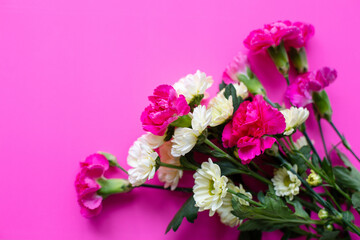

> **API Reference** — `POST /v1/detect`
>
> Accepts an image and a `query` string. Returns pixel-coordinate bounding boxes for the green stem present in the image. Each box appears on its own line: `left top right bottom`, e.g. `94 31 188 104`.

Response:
228 189 263 207
291 148 352 202
158 161 197 171
139 184 193 193
285 75 290 85
277 155 360 237
115 164 128 175
318 119 330 160
263 95 278 108
323 187 341 210
204 139 272 186
328 120 360 163
301 128 321 161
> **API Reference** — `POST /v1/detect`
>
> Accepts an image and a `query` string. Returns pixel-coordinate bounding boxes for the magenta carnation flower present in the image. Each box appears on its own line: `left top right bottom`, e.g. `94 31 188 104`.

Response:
285 67 337 107
244 21 314 53
222 52 249 84
75 153 109 218
222 95 286 163
141 84 190 136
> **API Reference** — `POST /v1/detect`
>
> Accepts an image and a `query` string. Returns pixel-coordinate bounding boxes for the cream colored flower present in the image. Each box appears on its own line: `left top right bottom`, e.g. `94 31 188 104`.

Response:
173 70 213 103
219 82 249 99
171 105 211 157
138 132 165 149
127 140 158 186
280 106 309 135
272 165 301 200
293 136 308 150
208 94 233 127
158 142 183 190
171 127 198 157
217 183 252 227
293 136 314 150
306 170 322 186
191 105 212 135
193 159 228 216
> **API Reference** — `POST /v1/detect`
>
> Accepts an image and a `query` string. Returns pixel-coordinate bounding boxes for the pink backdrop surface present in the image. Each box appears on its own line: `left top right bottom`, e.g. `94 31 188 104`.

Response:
1 0 360 239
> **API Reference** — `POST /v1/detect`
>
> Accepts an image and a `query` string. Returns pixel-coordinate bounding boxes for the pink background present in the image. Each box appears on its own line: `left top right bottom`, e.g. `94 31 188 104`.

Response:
1 0 360 239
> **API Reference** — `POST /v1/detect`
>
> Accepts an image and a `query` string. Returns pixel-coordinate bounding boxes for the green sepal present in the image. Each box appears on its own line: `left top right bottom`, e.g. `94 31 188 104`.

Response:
98 151 118 167
97 178 132 198
170 115 192 128
267 42 289 77
312 90 333 121
288 47 308 74
237 72 266 96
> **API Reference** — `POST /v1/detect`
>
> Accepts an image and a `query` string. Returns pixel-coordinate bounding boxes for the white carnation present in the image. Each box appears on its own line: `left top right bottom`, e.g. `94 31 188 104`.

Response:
217 183 252 227
191 105 212 135
193 159 228 216
272 165 301 201
138 132 165 149
280 106 309 135
171 105 211 157
173 70 213 103
158 142 183 190
209 94 233 127
171 127 198 157
127 140 158 186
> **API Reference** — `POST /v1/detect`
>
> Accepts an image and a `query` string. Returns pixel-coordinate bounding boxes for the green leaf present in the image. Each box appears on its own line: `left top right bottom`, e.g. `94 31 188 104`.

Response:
238 230 262 240
257 191 265 204
311 153 321 168
286 199 310 219
288 152 307 177
170 115 192 128
164 126 175 141
180 156 199 169
219 80 227 91
215 161 244 175
342 211 354 222
233 194 304 232
352 192 360 213
319 231 340 240
333 166 360 191
321 157 334 182
165 195 199 233
299 146 311 160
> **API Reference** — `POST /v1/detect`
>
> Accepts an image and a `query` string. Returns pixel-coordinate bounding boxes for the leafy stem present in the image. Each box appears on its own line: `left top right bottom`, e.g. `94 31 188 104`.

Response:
328 120 360 163
203 139 272 185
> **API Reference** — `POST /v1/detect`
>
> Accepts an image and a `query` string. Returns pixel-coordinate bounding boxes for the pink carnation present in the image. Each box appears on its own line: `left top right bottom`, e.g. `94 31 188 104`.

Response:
222 95 286 163
75 153 109 218
285 67 337 107
141 85 190 136
244 21 314 53
222 52 249 84
285 22 315 48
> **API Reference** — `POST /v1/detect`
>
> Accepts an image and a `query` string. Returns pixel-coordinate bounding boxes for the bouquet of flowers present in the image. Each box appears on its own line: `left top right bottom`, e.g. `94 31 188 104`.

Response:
75 20 360 239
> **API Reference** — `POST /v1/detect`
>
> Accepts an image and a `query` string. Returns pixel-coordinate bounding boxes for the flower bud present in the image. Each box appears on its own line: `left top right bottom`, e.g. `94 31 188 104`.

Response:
98 151 119 167
237 68 266 96
288 47 308 74
267 42 289 77
306 170 322 186
325 224 333 231
97 178 133 198
312 90 332 121
318 209 329 220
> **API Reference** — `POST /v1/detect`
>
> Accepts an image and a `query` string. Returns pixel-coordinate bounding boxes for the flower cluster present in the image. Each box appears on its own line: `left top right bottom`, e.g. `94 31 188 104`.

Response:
244 20 314 53
75 20 360 239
